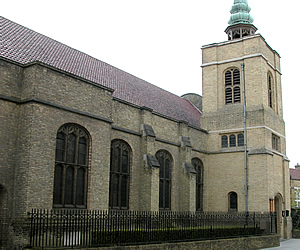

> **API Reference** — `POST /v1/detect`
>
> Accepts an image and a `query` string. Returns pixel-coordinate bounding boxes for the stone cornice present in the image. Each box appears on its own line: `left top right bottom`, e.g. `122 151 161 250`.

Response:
0 94 113 124
201 53 281 75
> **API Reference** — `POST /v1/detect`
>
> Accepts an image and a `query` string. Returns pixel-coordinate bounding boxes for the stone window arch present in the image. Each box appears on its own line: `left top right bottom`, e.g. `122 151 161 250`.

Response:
109 139 131 210
156 150 173 210
53 123 90 208
225 68 241 104
192 158 204 211
228 191 238 211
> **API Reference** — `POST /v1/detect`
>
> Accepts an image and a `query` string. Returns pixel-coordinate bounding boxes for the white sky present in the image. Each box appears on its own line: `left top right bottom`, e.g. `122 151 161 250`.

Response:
1 0 299 167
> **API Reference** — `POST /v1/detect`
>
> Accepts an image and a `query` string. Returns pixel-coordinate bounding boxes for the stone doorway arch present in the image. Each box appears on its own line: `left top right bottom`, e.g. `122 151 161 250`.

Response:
275 193 283 238
0 185 9 248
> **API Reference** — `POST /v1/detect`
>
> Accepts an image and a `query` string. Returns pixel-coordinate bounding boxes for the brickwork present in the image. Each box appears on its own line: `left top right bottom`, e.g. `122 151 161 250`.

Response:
21 64 114 119
0 57 207 218
0 101 18 210
0 60 23 98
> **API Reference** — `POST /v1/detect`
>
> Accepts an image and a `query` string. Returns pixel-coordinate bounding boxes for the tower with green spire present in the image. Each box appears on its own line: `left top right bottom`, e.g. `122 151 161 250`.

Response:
201 0 292 239
225 0 257 40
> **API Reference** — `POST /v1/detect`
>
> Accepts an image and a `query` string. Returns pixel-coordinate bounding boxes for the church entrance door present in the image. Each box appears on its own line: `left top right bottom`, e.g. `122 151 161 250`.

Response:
275 194 283 238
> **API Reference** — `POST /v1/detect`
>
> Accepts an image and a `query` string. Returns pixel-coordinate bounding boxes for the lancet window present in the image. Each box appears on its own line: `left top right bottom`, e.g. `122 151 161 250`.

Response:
268 73 274 109
109 140 131 210
192 158 204 211
228 192 238 211
53 124 89 208
156 150 172 210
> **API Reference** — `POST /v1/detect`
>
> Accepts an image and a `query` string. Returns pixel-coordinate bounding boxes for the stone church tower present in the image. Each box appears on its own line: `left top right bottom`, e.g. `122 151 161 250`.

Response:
201 0 291 238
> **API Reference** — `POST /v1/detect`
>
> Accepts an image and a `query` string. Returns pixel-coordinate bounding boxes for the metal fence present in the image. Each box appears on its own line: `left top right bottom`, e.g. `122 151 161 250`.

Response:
292 208 300 230
28 209 277 248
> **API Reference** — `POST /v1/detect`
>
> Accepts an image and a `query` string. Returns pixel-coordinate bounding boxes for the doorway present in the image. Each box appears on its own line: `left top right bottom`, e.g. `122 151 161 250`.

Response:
275 194 283 237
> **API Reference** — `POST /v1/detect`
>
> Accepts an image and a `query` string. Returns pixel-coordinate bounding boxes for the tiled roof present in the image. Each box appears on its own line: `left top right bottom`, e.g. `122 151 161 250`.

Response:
290 169 300 180
0 16 201 128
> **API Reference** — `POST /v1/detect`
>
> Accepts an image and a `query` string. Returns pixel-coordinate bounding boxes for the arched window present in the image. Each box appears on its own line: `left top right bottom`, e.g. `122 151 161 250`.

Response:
268 73 274 109
237 134 244 147
225 69 241 104
228 192 238 211
156 150 172 210
229 134 236 147
222 135 228 148
109 140 131 210
221 133 244 148
53 124 89 208
192 158 204 211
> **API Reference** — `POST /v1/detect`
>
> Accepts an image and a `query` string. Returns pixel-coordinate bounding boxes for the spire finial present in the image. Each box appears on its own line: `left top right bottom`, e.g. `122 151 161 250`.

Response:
228 0 254 25
225 0 257 40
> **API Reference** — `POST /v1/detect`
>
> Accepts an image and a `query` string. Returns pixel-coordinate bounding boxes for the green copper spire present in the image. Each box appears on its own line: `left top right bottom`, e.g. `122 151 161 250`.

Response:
225 0 257 40
228 0 254 25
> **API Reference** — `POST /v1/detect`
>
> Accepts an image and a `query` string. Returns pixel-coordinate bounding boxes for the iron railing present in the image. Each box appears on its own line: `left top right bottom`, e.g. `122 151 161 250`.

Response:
292 208 300 230
28 209 277 248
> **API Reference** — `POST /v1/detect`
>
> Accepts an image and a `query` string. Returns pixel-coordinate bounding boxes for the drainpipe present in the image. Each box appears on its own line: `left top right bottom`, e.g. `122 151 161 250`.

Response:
241 63 248 214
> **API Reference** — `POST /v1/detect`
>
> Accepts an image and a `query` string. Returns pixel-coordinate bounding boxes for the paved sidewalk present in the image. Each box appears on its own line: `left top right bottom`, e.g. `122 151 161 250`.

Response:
262 239 300 249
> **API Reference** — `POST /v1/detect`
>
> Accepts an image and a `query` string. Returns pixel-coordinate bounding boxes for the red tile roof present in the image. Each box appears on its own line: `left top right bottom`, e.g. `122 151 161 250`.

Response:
290 169 300 180
0 16 201 128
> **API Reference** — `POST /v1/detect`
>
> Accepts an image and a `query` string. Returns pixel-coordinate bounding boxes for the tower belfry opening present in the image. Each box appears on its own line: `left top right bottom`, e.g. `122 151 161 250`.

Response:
225 0 257 40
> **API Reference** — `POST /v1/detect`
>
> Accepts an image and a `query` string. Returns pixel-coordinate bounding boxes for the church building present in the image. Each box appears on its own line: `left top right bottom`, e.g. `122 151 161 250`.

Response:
0 0 292 246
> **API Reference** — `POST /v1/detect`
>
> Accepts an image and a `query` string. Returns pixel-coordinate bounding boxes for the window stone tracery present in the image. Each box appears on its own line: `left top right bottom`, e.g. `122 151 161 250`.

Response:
53 124 89 208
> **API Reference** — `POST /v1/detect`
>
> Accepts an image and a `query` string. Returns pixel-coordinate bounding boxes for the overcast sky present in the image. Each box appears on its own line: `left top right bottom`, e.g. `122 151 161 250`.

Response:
2 0 299 167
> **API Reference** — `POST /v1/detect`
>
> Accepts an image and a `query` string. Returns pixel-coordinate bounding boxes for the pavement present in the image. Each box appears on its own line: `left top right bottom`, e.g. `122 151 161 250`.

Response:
262 239 300 249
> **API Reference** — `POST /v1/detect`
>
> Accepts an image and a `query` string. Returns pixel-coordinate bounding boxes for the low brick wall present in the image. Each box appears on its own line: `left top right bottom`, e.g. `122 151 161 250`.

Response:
92 235 280 250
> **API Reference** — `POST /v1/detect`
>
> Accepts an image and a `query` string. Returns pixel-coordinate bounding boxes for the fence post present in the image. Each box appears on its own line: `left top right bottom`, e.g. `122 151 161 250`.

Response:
275 212 278 234
29 209 33 247
253 212 256 235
